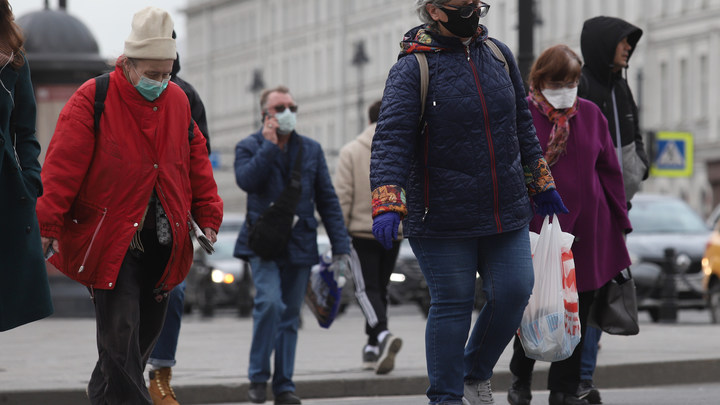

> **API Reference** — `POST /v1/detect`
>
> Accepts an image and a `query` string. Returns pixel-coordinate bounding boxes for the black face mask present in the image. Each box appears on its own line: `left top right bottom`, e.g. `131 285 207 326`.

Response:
439 6 480 38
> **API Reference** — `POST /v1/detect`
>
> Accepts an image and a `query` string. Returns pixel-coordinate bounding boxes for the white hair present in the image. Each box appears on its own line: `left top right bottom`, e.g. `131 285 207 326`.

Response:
415 0 453 29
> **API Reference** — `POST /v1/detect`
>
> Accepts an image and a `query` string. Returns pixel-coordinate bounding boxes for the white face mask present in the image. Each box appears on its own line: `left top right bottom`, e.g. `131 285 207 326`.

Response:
275 109 297 134
541 87 578 110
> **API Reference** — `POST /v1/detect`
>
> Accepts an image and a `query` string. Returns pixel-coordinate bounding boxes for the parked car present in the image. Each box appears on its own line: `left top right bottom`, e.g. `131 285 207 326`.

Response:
184 233 254 317
626 194 711 322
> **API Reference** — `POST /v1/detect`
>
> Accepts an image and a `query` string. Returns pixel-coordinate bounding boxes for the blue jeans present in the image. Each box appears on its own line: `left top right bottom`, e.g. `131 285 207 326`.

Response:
409 226 534 405
580 326 601 381
148 280 186 368
248 257 311 395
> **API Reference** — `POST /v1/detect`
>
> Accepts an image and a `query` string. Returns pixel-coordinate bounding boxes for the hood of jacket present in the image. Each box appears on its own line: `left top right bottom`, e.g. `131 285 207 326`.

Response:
398 23 489 57
580 16 642 83
356 122 376 149
172 52 181 76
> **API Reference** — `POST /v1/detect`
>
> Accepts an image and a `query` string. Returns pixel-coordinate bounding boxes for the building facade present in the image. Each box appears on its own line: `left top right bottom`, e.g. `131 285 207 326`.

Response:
184 0 720 215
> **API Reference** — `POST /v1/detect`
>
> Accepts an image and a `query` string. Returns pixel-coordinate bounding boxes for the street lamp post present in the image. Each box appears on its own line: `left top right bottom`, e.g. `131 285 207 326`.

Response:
352 40 370 134
249 69 265 128
518 0 536 92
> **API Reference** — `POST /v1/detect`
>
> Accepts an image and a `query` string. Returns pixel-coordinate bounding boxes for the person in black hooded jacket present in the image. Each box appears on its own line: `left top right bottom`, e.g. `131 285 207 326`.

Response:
578 16 648 203
575 16 647 405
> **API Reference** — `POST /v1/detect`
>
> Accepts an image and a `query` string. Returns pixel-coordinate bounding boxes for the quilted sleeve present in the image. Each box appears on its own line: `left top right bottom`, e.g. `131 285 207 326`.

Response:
369 55 420 219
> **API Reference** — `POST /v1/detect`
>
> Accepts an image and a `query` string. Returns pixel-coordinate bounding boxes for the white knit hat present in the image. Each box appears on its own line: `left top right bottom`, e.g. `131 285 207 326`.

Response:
124 7 176 60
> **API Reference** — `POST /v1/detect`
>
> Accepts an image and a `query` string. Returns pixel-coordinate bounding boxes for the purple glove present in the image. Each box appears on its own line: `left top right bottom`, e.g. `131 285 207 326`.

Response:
532 189 569 217
372 212 400 250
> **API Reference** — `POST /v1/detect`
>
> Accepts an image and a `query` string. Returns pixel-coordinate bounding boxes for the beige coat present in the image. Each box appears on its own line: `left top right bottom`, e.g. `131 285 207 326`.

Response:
334 123 402 240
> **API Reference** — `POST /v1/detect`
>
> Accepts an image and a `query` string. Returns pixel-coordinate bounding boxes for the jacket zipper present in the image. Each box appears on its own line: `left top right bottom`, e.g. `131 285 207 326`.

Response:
466 45 502 232
422 122 430 222
78 208 108 273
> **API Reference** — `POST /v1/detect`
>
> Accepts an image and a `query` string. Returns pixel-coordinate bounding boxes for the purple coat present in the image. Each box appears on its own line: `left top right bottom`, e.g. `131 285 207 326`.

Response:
528 97 632 292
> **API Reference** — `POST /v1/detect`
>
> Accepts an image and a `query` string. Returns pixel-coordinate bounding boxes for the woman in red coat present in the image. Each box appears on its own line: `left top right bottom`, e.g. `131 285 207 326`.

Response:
507 45 632 405
36 7 222 404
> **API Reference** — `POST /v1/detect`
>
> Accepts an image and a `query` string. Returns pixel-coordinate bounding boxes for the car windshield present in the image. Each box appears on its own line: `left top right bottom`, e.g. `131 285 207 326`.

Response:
629 198 708 233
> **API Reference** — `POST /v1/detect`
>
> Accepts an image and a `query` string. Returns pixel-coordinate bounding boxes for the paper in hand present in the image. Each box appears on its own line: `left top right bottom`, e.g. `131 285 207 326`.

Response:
190 215 214 254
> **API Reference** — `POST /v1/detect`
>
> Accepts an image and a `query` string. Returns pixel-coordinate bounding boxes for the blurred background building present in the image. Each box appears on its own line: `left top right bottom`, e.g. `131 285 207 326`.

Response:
17 0 108 163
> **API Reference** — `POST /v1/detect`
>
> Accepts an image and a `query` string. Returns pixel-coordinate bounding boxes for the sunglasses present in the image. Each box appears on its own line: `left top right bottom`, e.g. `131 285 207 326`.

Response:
441 1 490 19
271 104 299 113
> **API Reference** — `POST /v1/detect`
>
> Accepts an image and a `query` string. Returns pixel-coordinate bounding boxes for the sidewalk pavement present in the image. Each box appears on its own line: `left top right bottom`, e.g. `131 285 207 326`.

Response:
1 304 719 405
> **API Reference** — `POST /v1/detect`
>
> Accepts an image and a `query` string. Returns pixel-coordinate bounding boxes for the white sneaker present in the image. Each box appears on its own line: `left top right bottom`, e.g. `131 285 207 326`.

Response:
464 379 495 405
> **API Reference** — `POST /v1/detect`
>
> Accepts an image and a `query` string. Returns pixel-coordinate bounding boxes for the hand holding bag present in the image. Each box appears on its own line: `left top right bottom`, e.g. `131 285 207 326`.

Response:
518 214 581 362
587 268 640 335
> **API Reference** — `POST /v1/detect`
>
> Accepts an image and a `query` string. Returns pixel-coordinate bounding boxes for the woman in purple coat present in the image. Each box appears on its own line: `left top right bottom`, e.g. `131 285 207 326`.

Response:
506 45 632 405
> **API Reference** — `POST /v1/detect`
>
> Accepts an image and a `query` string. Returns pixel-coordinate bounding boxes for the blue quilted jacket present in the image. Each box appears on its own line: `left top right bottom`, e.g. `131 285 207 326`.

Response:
370 25 554 238
233 131 350 265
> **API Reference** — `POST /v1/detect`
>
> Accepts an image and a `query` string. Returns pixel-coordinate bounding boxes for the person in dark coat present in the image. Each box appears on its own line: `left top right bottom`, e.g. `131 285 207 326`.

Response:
168 30 210 153
146 33 212 405
506 44 632 405
577 16 648 404
0 0 53 332
234 85 350 405
370 1 568 404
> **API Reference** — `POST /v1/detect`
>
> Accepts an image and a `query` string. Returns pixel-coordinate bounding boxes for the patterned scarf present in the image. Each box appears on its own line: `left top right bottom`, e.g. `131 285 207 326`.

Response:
529 87 578 166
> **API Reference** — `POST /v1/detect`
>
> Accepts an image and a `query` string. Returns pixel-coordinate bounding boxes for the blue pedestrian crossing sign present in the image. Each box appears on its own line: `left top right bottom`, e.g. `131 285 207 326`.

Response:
650 132 693 177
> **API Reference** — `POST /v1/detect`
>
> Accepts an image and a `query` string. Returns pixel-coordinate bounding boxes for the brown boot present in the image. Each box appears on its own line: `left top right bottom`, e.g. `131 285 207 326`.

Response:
148 367 179 405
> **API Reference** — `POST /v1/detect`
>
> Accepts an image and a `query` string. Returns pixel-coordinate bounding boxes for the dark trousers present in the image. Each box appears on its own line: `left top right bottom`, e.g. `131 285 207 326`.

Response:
87 228 171 405
352 237 400 345
509 290 595 394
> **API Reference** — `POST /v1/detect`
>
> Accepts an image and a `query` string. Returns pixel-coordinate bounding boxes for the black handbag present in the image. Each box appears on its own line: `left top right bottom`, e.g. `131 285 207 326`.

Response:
587 268 640 336
247 139 303 260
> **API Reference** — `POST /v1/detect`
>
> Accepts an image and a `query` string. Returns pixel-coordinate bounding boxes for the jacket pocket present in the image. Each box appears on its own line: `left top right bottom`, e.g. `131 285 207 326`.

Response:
62 199 107 278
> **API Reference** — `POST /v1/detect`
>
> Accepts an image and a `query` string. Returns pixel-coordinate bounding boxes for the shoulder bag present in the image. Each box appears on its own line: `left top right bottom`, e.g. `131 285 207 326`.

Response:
247 139 304 259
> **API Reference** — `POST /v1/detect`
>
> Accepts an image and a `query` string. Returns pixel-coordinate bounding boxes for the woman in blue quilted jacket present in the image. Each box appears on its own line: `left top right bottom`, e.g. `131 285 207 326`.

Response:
370 1 568 404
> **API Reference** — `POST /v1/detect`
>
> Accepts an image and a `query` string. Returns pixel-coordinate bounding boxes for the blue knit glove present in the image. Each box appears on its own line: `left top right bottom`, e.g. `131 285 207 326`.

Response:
372 212 400 250
532 189 569 217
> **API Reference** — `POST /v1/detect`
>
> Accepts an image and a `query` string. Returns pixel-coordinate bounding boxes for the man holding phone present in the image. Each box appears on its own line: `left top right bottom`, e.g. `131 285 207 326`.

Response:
233 86 350 404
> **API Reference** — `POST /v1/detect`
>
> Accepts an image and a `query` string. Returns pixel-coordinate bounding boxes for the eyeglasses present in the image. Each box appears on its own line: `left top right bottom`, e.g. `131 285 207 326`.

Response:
440 1 490 19
272 104 299 113
545 80 579 90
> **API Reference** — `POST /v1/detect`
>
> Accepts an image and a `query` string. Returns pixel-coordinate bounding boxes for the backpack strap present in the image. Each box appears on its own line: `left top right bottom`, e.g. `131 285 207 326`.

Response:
414 52 429 126
188 118 195 143
485 38 510 76
93 73 110 135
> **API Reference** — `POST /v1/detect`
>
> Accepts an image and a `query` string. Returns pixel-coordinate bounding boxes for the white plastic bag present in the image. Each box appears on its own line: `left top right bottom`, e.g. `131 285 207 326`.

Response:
518 214 581 362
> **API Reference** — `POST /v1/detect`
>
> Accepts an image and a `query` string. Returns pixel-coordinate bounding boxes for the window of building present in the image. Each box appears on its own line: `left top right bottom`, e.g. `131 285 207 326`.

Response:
700 54 709 119
680 58 688 120
660 61 670 124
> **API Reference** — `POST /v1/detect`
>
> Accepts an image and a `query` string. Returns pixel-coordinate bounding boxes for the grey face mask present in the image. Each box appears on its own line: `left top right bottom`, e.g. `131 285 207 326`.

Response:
275 109 297 134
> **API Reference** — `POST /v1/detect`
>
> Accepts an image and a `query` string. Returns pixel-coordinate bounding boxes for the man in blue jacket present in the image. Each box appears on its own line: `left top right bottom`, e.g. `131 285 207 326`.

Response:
234 85 350 405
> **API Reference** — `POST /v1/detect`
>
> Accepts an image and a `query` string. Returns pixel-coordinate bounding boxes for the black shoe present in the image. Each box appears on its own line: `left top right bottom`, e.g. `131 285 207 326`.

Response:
274 391 302 404
507 376 532 405
576 380 602 404
248 382 267 404
549 391 589 405
375 333 402 375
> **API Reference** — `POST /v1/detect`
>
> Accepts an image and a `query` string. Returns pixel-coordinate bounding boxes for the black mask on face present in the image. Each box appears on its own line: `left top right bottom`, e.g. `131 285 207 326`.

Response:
438 6 480 38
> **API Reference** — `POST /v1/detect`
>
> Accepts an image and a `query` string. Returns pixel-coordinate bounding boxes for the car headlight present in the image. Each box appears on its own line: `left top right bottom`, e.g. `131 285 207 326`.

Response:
675 253 692 273
211 269 225 283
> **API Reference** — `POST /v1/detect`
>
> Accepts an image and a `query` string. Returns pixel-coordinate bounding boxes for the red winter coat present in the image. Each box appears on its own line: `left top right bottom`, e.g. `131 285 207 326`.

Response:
36 63 223 292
